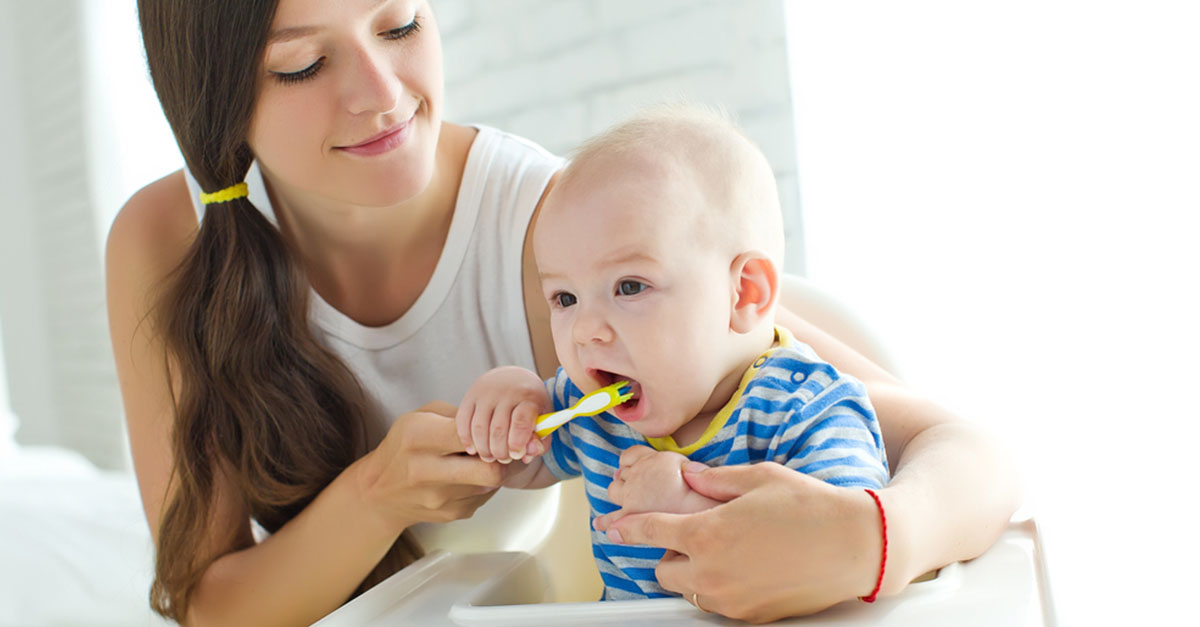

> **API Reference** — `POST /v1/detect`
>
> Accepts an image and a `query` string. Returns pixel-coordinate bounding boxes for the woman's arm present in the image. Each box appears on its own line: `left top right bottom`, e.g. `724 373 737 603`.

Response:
593 279 1020 621
774 293 1022 590
107 173 502 627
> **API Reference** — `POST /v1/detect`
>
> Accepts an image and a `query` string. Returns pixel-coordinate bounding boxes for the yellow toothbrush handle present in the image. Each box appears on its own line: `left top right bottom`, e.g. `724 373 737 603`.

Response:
534 381 633 438
535 410 572 439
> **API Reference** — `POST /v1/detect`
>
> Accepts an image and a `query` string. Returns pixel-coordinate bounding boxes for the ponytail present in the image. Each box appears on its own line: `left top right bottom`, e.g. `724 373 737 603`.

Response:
138 1 419 620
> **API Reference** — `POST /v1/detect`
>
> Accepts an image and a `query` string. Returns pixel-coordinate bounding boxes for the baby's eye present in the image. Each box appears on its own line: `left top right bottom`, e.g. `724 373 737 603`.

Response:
553 292 578 308
616 280 647 296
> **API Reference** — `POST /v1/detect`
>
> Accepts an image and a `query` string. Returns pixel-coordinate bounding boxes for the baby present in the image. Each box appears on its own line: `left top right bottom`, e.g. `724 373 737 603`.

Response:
456 104 889 600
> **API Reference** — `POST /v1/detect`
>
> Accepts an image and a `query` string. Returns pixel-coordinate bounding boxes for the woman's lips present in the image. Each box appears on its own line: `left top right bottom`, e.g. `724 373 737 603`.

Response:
337 119 412 156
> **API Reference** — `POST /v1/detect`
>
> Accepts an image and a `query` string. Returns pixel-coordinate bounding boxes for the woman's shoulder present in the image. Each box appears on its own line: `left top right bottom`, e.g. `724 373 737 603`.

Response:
106 169 198 286
469 124 565 176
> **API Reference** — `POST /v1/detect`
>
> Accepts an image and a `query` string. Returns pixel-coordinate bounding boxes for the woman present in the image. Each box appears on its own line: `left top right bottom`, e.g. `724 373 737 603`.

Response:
106 1 1019 625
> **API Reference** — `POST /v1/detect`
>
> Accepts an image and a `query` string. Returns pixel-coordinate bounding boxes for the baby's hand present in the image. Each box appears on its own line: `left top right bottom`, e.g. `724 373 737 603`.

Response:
607 446 721 515
455 366 551 464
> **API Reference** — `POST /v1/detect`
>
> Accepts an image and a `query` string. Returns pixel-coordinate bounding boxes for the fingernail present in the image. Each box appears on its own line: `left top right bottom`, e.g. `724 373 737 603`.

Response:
498 457 511 464
683 462 708 474
466 446 476 455
607 528 624 544
481 456 494 463
510 449 523 461
522 455 532 464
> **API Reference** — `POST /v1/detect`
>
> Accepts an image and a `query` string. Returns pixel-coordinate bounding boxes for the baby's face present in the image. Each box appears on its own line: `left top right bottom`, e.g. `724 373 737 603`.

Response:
534 161 741 439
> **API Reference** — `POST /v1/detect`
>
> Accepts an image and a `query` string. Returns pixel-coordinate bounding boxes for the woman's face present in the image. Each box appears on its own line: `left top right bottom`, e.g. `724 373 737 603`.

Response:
249 0 443 208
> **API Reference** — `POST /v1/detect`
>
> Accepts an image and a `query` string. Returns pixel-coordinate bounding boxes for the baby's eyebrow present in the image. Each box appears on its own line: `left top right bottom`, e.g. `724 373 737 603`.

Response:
537 251 660 282
597 250 657 267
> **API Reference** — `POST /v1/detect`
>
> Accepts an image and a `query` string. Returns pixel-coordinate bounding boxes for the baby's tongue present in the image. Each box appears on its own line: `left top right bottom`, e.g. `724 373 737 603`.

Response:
627 380 642 399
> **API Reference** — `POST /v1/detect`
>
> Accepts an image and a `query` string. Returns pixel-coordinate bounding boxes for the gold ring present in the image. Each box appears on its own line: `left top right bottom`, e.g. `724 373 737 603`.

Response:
692 592 708 613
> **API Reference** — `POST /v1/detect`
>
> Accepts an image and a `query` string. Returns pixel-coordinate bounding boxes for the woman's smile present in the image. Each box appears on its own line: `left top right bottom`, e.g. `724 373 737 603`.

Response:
336 114 414 156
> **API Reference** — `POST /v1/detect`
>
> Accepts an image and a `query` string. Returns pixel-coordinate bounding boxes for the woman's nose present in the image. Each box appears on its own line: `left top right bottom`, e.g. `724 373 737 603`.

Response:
571 304 614 345
343 45 402 116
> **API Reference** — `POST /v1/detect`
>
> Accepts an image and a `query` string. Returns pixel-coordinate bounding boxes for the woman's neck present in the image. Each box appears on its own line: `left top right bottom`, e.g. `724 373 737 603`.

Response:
263 122 477 327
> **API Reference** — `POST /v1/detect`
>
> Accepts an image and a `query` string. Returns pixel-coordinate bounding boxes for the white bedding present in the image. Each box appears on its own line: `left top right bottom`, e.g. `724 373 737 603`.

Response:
0 446 170 626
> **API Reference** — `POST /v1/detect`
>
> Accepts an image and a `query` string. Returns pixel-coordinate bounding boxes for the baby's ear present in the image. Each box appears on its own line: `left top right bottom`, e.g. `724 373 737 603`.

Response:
729 251 779 334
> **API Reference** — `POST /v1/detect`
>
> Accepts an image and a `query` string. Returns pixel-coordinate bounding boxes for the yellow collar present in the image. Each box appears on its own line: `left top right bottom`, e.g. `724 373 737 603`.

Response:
644 326 795 456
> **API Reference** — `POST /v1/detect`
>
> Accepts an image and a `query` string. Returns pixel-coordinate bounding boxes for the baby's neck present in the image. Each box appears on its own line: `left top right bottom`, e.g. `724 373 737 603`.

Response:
668 325 780 447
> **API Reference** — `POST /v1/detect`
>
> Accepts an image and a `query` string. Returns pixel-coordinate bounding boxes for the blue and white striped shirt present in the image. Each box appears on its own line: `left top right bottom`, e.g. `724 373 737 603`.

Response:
540 327 889 600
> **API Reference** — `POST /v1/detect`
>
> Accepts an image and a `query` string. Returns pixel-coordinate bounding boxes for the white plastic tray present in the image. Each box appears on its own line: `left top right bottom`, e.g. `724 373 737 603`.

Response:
314 515 1055 626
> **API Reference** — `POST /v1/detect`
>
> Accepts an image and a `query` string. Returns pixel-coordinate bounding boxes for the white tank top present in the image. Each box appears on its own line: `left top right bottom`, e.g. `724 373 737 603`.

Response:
184 125 567 554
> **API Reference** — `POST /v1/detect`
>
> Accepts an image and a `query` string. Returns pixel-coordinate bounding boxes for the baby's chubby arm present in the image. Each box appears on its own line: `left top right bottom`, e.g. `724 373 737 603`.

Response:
455 366 558 489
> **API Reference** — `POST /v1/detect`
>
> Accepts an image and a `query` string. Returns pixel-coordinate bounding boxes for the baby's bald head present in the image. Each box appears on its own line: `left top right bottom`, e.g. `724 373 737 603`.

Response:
555 103 785 266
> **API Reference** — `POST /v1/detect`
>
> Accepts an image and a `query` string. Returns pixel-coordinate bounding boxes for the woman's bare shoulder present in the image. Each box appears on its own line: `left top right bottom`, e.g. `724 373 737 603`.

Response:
106 170 197 276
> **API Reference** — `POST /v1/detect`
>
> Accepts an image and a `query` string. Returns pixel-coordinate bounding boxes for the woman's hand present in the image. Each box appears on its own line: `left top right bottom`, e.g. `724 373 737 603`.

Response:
355 401 506 533
594 462 882 623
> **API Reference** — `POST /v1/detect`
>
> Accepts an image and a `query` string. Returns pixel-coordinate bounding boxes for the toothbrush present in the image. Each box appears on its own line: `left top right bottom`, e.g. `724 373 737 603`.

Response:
535 381 634 438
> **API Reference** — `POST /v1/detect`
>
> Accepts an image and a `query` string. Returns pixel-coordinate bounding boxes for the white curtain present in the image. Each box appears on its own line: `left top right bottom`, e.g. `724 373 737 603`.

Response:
787 1 1200 625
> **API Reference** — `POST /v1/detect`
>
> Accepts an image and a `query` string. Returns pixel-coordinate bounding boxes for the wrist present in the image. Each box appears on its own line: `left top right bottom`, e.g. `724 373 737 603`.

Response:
870 484 923 597
858 489 887 602
346 451 413 536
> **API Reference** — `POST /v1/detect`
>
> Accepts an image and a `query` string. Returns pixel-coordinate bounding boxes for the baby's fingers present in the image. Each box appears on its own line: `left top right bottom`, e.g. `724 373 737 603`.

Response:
470 404 499 462
488 401 516 463
509 400 541 462
455 401 477 455
608 471 626 505
524 434 550 464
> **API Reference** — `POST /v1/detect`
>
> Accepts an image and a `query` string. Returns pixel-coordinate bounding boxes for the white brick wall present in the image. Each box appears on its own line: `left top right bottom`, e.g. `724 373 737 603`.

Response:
438 0 806 274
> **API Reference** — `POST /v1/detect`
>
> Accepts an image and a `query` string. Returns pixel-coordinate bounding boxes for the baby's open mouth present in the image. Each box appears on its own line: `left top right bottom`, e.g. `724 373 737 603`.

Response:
590 368 642 410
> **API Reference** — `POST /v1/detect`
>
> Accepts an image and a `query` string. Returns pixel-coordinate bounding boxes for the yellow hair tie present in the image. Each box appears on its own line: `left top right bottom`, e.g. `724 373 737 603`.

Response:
200 182 249 205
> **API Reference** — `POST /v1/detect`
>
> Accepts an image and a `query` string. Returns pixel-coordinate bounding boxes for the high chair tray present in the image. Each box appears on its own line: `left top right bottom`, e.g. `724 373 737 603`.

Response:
314 515 1054 626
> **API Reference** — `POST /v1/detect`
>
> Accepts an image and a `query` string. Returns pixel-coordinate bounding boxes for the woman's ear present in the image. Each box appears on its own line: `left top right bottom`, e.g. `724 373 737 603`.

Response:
729 251 779 334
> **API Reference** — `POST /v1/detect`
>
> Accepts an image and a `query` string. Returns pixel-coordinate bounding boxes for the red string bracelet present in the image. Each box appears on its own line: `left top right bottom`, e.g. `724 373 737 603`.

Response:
860 488 888 603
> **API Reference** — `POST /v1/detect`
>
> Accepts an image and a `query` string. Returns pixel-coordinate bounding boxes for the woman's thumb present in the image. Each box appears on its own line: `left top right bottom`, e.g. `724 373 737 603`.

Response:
681 462 777 502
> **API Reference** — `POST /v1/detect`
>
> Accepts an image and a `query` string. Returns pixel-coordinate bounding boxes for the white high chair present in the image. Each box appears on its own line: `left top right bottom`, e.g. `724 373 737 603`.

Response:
314 276 1056 626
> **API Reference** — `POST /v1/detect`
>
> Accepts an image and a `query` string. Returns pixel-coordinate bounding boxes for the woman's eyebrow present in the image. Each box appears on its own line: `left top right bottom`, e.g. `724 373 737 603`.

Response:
267 0 395 44
267 25 320 45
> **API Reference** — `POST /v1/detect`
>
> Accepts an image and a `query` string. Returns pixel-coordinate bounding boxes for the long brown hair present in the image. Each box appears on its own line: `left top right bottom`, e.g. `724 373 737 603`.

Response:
138 1 418 620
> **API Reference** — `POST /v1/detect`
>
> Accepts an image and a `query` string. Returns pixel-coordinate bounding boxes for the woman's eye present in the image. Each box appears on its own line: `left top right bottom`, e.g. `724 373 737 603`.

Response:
553 292 578 308
269 16 420 86
617 280 647 296
382 17 422 40
271 57 325 85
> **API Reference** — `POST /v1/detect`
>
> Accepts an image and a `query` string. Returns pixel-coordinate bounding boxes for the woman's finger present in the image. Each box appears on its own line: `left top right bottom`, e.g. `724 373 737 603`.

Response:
652 549 696 599
435 453 504 488
602 510 694 554
680 460 792 502
395 406 470 454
